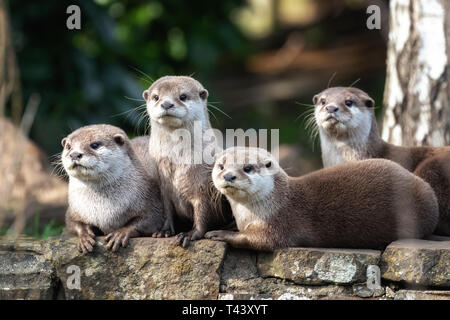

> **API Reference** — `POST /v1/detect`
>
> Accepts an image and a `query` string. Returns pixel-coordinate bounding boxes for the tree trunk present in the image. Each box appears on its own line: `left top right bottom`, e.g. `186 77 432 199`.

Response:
382 0 450 147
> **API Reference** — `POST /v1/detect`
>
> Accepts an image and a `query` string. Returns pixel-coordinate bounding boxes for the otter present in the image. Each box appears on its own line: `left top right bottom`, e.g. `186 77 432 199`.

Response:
204 147 438 251
62 124 164 253
313 87 450 235
143 76 233 247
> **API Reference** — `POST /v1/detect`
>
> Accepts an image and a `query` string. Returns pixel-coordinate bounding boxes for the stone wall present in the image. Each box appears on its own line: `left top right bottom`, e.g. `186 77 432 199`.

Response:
0 235 449 300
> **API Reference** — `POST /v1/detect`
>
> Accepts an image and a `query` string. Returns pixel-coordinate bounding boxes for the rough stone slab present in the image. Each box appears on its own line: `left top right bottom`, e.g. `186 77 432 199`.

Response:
394 290 450 300
352 284 385 298
0 235 47 254
257 247 381 285
53 237 227 300
220 248 356 299
220 247 259 293
381 239 450 287
0 239 55 300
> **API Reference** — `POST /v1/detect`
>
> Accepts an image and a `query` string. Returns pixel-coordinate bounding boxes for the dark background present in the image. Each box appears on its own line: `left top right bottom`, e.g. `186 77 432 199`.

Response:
8 0 388 167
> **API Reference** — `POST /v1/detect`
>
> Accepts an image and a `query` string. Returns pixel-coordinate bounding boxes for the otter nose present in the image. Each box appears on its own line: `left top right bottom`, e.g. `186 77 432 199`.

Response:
70 152 83 160
161 101 174 110
223 174 236 182
325 105 339 113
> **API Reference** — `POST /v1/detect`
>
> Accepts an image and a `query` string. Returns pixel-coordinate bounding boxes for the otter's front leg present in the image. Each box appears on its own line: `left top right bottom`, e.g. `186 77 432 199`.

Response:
66 215 96 254
104 218 142 252
176 200 208 248
205 229 274 251
152 195 175 238
204 230 248 248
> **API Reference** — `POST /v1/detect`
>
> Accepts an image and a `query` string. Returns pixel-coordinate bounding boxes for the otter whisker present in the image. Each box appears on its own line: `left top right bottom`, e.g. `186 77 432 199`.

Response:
349 78 361 88
327 72 337 88
207 109 220 123
124 96 145 102
295 101 315 108
129 65 154 83
136 109 150 131
301 112 320 151
139 77 152 84
112 104 147 119
295 106 320 151
302 112 317 127
208 103 232 119
49 153 67 179
304 119 318 133
295 108 315 122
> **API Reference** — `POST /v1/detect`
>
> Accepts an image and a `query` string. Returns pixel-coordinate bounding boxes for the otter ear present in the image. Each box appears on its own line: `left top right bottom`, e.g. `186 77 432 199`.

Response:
199 89 208 100
113 134 126 146
313 94 319 105
142 89 150 101
61 138 67 148
365 98 375 108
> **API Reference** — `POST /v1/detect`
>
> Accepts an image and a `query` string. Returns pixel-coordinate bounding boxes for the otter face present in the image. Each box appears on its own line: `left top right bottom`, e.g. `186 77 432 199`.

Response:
313 87 374 137
143 76 209 128
61 125 130 181
212 147 279 202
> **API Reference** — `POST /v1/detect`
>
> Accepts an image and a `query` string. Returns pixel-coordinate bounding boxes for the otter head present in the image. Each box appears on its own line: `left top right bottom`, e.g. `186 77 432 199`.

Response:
313 87 375 139
61 124 130 182
212 147 281 202
143 76 209 129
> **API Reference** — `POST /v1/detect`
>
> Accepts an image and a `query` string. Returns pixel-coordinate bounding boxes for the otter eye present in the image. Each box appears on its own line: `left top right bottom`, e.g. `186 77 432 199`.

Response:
153 95 159 101
265 161 272 168
90 142 101 150
179 94 187 101
243 165 254 173
66 143 72 150
345 100 353 107
320 99 326 105
218 164 224 170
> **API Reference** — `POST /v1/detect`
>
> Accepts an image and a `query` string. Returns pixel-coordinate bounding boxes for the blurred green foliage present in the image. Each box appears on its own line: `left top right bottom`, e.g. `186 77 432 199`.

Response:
0 213 65 239
9 0 251 155
24 213 65 240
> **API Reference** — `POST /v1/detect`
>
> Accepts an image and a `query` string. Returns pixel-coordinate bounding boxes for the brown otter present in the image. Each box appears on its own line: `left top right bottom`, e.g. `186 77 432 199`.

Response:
205 147 439 251
62 124 164 253
313 87 450 235
143 76 233 247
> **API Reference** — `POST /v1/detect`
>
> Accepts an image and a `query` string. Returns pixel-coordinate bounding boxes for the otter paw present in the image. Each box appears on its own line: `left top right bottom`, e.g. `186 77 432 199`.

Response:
152 229 173 238
175 230 205 247
105 229 131 252
77 235 95 254
204 230 226 241
190 229 205 241
176 232 191 248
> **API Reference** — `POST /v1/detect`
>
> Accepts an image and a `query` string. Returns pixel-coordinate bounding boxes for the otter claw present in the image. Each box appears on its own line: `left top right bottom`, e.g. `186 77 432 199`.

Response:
175 230 205 247
152 229 174 238
78 236 95 254
175 232 190 247
105 229 131 252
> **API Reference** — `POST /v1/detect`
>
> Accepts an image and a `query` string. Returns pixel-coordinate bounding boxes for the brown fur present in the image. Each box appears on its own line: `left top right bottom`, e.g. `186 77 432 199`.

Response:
62 124 164 253
205 148 439 251
313 87 450 235
143 76 233 246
